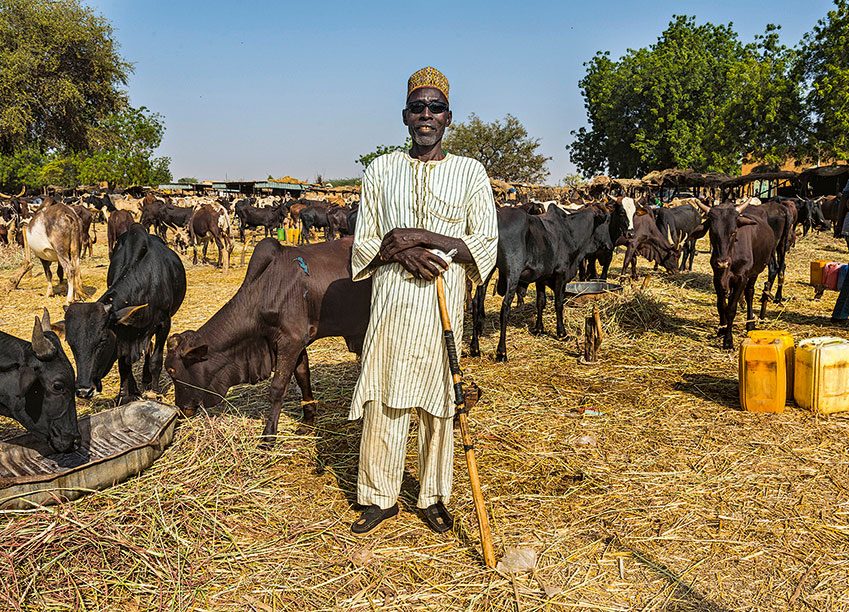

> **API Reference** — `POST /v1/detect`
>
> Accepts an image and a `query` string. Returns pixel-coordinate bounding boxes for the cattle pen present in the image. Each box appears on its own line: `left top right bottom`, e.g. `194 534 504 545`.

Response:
1 228 848 610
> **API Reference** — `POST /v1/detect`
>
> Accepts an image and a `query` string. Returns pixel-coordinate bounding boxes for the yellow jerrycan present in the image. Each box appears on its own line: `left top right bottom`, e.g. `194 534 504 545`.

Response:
794 337 849 414
739 336 788 413
746 330 795 398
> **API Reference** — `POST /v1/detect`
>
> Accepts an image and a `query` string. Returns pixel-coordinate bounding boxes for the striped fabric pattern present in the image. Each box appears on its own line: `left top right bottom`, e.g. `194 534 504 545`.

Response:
349 151 498 421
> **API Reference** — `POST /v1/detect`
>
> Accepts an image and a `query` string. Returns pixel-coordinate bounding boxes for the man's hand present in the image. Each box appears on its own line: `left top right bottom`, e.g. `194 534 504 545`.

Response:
379 228 433 262
393 246 448 280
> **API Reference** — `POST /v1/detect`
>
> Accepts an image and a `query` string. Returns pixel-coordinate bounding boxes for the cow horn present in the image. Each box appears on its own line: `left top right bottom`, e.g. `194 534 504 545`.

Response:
735 199 750 214
31 316 57 361
41 308 51 332
694 199 711 214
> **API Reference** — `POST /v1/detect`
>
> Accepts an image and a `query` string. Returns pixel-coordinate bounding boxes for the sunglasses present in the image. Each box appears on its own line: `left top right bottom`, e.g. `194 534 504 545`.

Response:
405 100 449 115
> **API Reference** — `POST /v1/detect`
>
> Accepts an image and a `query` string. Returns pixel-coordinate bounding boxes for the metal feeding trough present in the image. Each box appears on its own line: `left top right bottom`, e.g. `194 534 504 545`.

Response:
0 400 178 510
563 281 624 305
562 281 624 363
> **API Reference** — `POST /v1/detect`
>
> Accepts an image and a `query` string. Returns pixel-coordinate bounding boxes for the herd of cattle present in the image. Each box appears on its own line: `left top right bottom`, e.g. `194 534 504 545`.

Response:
0 185 846 454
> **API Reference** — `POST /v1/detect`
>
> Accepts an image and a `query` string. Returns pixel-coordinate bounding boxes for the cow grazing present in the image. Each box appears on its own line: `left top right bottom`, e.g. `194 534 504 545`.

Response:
21 197 85 304
165 237 372 445
58 225 186 404
0 309 80 452
469 205 612 362
621 206 680 278
701 201 777 349
654 200 706 272
107 209 135 256
189 202 233 270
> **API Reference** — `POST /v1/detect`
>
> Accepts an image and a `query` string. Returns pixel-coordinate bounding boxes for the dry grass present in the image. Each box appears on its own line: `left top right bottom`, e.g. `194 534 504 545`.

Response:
2 226 849 611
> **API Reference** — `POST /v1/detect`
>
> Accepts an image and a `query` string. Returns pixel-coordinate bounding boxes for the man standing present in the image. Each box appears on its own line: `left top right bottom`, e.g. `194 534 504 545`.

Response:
349 67 498 534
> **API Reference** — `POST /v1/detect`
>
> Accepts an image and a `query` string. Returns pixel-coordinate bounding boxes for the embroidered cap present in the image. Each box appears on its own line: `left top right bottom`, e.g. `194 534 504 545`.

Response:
407 66 449 100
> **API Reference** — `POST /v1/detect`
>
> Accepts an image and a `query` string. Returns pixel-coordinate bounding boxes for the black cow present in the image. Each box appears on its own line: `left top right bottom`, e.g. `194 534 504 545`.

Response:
621 206 680 278
795 197 829 237
299 205 333 243
234 199 286 242
654 201 706 272
0 309 80 452
139 198 193 245
58 224 187 404
580 198 636 280
702 201 777 349
165 237 371 445
469 205 612 362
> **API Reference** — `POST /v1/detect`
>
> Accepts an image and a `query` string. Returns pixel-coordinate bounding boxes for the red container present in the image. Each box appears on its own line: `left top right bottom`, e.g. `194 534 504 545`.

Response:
824 262 842 291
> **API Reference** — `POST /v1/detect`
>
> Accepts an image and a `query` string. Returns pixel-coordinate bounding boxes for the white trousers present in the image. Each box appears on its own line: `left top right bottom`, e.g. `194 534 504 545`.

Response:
357 401 454 510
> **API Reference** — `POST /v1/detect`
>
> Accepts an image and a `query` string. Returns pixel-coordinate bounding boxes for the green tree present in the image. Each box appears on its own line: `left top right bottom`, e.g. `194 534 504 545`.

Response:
356 138 412 169
177 177 198 184
443 114 550 183
0 0 130 154
569 16 801 177
799 0 849 161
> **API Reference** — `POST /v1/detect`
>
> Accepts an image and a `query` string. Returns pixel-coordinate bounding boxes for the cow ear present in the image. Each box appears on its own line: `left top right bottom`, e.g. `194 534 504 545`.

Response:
182 344 208 365
114 304 148 326
636 208 649 216
51 321 66 339
18 365 37 398
737 216 758 227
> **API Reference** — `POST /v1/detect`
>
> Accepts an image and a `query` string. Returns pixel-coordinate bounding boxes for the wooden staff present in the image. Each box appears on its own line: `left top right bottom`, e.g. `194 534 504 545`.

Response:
435 273 496 568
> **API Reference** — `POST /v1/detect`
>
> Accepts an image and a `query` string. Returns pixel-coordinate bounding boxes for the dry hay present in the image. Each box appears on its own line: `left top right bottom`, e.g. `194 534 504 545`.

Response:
1 226 849 610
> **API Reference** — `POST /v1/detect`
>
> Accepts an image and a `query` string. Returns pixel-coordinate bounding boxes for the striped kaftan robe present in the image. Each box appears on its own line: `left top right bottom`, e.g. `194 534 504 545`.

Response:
350 150 498 509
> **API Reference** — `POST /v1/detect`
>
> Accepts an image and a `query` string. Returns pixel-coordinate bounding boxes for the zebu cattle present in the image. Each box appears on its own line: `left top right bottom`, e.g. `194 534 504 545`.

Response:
0 310 80 452
580 197 636 280
620 206 680 278
702 201 777 349
165 237 372 445
298 203 335 243
469 205 612 362
234 198 286 241
58 225 186 404
20 198 85 303
654 199 707 272
69 204 96 258
107 209 135 256
189 201 233 270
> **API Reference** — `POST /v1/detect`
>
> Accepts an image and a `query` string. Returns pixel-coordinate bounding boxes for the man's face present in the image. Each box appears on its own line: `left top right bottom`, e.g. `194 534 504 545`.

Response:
402 87 452 148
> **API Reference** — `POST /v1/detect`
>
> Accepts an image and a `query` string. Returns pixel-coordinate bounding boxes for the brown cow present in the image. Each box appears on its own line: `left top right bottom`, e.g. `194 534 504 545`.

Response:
107 209 135 256
18 197 85 303
70 204 96 258
189 202 233 270
165 237 371 446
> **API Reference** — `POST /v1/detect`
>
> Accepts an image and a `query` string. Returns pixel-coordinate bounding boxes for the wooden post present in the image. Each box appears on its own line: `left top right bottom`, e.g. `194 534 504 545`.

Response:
583 304 604 363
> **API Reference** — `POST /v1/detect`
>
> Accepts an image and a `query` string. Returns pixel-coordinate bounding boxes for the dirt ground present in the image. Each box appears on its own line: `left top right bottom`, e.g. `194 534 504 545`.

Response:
1 223 848 611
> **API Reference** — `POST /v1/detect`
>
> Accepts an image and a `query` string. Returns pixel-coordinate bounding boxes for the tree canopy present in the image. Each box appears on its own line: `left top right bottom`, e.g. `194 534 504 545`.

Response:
799 0 849 162
443 114 550 183
0 0 170 189
568 16 803 177
356 139 412 169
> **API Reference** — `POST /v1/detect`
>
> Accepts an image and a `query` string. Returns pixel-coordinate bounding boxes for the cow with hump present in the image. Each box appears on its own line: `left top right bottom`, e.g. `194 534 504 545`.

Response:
165 236 371 447
57 224 187 404
0 309 81 452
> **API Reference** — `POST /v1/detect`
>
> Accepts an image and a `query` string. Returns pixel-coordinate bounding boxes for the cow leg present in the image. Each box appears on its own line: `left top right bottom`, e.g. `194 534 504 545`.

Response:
598 249 613 281
213 232 224 268
714 274 728 337
144 321 171 393
293 350 316 431
202 238 210 264
774 247 787 304
744 279 757 332
260 350 302 447
116 355 140 405
554 275 567 338
469 282 487 358
686 239 697 271
496 281 519 363
723 281 745 350
40 259 55 297
760 256 777 319
531 281 546 336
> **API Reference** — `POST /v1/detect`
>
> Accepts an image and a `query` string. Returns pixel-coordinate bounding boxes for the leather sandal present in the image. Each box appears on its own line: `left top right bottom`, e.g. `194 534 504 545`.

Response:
351 504 398 535
421 501 453 533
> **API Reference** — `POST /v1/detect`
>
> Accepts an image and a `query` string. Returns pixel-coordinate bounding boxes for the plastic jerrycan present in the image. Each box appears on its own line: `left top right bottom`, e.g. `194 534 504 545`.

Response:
810 260 828 286
795 337 849 414
747 330 795 398
739 336 788 413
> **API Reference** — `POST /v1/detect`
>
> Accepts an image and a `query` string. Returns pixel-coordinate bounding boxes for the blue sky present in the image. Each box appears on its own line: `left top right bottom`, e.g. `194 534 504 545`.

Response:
85 0 835 183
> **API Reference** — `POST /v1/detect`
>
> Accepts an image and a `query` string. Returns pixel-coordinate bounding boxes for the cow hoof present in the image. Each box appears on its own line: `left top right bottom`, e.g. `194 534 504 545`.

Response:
495 353 508 363
258 439 275 451
722 340 734 350
556 329 567 338
530 327 544 336
469 348 480 358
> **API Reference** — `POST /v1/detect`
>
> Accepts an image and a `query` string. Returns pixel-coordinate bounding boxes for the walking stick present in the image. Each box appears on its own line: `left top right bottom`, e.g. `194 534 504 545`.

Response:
435 270 497 568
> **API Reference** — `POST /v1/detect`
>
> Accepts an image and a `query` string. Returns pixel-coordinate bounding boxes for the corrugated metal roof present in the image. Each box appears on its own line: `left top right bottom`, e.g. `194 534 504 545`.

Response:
254 182 305 190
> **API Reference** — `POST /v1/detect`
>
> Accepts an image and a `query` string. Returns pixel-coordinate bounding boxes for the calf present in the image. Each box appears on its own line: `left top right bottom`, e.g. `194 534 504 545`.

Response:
189 202 233 270
469 205 611 362
0 310 80 452
21 197 85 304
165 237 372 445
59 225 186 404
702 201 777 349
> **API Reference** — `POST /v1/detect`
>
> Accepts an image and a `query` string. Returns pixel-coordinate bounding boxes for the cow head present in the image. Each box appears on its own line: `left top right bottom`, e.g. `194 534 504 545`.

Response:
610 197 636 243
705 202 757 270
57 302 148 398
807 199 830 231
10 310 81 453
165 331 217 416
